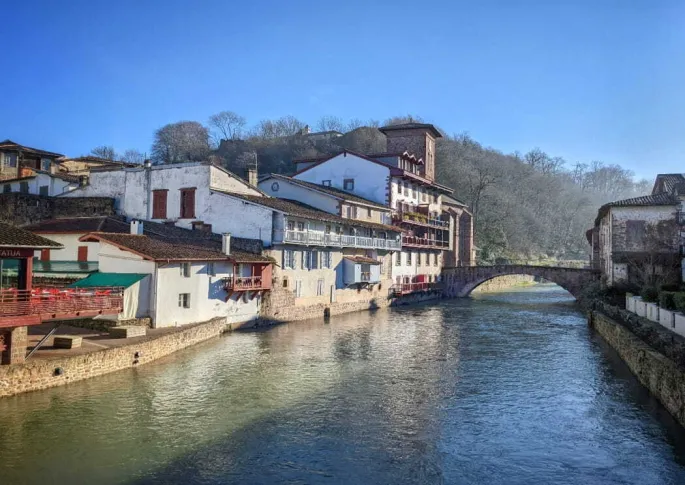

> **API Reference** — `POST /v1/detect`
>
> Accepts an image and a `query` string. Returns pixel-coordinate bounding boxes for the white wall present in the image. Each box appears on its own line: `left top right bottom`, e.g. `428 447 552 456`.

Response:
209 166 261 195
294 153 390 205
391 250 442 283
390 178 442 213
259 177 340 215
204 192 275 245
2 172 76 196
32 233 99 261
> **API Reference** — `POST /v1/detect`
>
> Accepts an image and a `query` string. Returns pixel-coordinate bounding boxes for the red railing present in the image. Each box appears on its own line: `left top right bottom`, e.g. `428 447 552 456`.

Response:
390 282 444 296
222 276 267 291
0 287 124 327
402 235 449 248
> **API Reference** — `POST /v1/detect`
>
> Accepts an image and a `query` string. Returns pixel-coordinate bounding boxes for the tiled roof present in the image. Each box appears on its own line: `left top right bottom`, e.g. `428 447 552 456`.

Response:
378 123 442 138
265 173 389 210
0 222 63 248
24 216 131 234
0 139 64 158
652 174 685 195
215 190 402 233
594 192 680 225
442 195 469 207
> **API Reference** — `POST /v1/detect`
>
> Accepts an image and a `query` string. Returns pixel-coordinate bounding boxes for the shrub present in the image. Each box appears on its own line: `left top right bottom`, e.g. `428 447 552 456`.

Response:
674 292 685 313
659 291 676 310
640 286 659 303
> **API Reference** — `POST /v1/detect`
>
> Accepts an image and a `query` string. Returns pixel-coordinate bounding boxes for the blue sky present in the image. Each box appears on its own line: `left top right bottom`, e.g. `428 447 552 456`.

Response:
2 0 683 180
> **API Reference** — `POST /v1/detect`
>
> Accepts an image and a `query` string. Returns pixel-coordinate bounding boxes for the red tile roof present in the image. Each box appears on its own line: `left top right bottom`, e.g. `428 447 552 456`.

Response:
0 140 64 158
0 222 63 249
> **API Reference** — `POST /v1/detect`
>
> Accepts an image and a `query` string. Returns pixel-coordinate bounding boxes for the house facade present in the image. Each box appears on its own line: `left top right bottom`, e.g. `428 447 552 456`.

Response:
0 140 77 196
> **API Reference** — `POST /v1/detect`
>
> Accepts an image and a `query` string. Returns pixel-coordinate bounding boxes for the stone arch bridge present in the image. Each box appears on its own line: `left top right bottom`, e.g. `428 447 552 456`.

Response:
442 265 600 299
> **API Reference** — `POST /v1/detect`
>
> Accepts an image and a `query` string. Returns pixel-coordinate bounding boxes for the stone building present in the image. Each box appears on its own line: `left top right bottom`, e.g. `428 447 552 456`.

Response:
588 176 684 287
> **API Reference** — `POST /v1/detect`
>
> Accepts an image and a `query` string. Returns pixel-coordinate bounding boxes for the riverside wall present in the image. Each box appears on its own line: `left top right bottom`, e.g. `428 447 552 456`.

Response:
590 306 685 427
471 275 536 293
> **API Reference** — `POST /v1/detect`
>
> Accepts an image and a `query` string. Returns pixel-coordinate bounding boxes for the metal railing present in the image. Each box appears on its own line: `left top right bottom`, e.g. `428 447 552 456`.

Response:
222 276 266 291
0 287 124 323
401 235 449 248
389 282 444 296
394 213 449 228
280 230 401 250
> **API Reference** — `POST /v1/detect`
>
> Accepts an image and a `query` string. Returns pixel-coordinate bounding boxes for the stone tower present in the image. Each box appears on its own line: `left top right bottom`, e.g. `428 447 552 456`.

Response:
378 123 442 181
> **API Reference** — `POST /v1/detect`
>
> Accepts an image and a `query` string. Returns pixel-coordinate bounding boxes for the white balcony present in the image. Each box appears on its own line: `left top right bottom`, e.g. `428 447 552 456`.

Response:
276 230 401 250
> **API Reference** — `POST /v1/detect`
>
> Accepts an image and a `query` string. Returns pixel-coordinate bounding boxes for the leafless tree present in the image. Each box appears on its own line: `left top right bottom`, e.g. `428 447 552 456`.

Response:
316 116 345 133
383 114 424 126
121 149 145 164
624 220 681 288
208 110 246 143
90 145 118 160
151 121 211 164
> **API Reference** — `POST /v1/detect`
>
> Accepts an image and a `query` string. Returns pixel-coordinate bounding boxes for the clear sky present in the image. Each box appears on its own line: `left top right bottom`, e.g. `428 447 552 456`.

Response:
2 0 683 180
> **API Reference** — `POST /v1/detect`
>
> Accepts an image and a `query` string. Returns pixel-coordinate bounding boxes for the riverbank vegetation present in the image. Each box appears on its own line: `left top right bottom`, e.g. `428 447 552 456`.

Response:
89 113 650 263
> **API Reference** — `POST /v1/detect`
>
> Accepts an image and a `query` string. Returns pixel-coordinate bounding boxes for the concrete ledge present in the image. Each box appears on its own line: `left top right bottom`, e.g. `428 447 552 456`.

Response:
108 326 146 339
53 336 82 349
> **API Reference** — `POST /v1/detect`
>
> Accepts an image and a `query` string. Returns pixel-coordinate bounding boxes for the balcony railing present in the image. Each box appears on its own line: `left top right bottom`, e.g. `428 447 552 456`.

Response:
393 213 449 229
222 276 268 291
0 287 124 327
279 230 401 250
389 282 444 297
360 272 371 282
401 235 449 248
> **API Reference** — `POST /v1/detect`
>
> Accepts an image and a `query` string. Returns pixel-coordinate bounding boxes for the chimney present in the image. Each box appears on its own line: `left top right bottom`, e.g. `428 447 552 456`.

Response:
78 175 89 187
246 168 258 187
130 220 144 235
301 124 310 135
222 233 231 255
143 159 152 169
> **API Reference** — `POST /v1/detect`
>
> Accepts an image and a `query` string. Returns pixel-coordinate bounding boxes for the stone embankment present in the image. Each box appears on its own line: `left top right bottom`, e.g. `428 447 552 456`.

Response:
589 301 685 427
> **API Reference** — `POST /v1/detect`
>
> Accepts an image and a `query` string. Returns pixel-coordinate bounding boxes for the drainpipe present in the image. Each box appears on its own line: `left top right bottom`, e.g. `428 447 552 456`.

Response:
144 160 152 220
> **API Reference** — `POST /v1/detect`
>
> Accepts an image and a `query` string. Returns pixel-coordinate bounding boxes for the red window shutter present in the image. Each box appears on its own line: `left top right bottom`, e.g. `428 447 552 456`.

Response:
152 190 167 219
181 188 195 218
40 249 50 261
77 246 88 262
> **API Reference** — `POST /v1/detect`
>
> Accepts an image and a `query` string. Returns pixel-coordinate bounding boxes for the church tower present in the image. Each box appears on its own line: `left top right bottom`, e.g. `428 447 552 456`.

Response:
378 123 442 181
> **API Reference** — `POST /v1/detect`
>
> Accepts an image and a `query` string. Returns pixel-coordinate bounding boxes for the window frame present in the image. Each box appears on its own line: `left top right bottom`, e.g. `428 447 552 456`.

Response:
207 262 216 276
180 262 191 277
322 180 332 187
179 187 196 219
283 249 295 270
152 189 168 219
178 293 191 308
343 178 354 191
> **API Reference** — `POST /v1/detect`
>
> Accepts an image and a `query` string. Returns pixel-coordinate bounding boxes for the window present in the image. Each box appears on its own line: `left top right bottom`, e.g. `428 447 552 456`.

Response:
180 262 191 277
271 181 280 192
335 226 342 235
282 276 289 288
152 190 168 219
283 249 295 269
3 153 17 168
343 178 354 191
178 293 190 308
19 181 29 193
626 220 646 248
322 180 331 186
317 279 324 296
41 158 51 172
417 252 422 266
322 251 332 269
40 249 50 261
295 280 302 297
77 246 88 262
302 250 310 270
325 224 331 234
287 220 295 231
434 253 438 266
367 207 372 218
179 188 196 219
406 252 412 265
207 262 216 276
297 221 305 231
3 184 10 193
310 251 319 270
395 252 401 266
39 185 49 196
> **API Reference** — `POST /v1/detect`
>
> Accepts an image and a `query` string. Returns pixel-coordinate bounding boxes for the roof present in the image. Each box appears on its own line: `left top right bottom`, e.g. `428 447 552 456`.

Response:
344 256 381 265
378 123 442 138
0 140 64 158
0 170 78 185
81 232 270 263
441 195 469 208
263 173 390 210
594 192 680 226
34 261 99 274
214 190 402 233
0 222 63 249
652 174 685 195
24 216 132 234
292 150 393 176
69 273 148 288
63 156 137 167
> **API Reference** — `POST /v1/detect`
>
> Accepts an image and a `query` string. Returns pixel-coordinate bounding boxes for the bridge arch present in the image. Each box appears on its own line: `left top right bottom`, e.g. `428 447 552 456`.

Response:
441 265 600 299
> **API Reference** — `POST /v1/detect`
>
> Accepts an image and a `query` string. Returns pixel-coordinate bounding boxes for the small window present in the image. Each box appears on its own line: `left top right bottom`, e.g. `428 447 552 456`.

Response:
4 153 17 168
311 251 319 270
178 293 190 308
41 158 51 172
297 221 305 231
282 276 289 288
322 180 331 187
287 220 295 231
417 252 422 266
77 246 88 262
343 178 354 191
19 181 29 193
3 184 10 193
295 280 302 297
317 279 324 296
406 252 412 266
325 224 331 234
302 250 310 270
39 185 49 196
395 252 401 266
271 181 280 192
207 262 216 276
283 249 295 269
180 262 191 277
322 251 332 269
367 207 372 218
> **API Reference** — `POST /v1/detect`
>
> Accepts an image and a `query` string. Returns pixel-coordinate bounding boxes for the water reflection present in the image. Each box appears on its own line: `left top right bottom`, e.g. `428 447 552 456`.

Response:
0 285 684 484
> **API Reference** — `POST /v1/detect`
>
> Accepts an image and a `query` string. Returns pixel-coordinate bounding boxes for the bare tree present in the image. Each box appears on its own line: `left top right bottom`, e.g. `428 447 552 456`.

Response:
624 220 681 288
383 114 424 126
208 110 246 143
254 116 306 139
90 145 118 160
151 121 211 164
316 116 345 133
121 149 145 164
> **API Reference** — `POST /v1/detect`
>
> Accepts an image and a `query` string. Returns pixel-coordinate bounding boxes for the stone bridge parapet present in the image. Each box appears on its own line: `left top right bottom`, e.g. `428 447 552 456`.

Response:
442 265 600 299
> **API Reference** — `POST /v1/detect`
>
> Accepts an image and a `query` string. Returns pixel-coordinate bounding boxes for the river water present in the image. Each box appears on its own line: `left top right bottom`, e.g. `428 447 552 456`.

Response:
1 286 685 485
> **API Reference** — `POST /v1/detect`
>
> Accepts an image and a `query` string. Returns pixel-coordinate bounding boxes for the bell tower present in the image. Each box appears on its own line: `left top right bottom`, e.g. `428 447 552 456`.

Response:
378 123 441 181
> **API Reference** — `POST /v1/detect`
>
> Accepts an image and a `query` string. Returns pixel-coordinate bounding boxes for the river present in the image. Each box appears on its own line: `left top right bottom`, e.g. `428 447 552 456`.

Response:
1 285 685 484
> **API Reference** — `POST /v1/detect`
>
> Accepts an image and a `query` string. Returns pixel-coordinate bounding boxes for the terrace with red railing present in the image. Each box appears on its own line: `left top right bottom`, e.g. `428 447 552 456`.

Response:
222 273 271 300
389 281 444 297
0 287 124 328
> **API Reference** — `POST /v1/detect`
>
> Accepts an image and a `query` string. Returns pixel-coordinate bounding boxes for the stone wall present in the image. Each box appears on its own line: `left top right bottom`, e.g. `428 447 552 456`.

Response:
0 318 228 398
0 193 115 226
472 274 535 293
590 309 685 427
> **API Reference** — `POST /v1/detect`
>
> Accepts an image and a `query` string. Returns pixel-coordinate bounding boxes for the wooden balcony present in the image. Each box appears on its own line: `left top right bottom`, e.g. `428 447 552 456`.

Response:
393 212 449 229
222 276 270 300
401 235 449 249
0 287 124 328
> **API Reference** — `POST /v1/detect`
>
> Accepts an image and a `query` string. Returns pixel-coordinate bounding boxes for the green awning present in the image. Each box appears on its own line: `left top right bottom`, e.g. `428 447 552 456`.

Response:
68 273 148 288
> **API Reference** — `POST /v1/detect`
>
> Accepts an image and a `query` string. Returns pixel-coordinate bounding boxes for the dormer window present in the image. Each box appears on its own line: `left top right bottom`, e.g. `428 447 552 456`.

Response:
343 178 354 191
322 180 331 187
